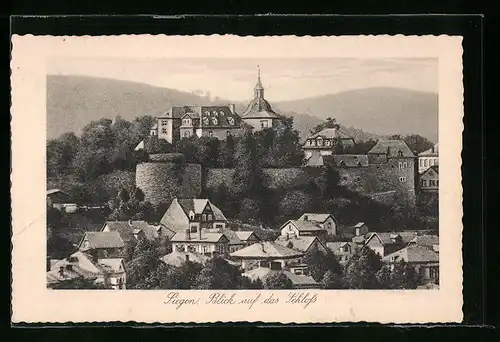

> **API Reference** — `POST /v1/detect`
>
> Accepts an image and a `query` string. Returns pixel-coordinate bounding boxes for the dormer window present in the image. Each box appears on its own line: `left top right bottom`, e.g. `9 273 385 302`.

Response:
227 117 235 125
189 211 195 220
219 111 225 116
203 117 209 125
212 111 217 116
212 117 218 125
183 118 192 126
397 150 403 157
204 111 210 116
325 140 331 146
317 138 323 146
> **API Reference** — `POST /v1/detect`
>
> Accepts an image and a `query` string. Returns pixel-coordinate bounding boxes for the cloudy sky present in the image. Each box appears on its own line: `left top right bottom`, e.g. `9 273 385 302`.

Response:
47 57 437 102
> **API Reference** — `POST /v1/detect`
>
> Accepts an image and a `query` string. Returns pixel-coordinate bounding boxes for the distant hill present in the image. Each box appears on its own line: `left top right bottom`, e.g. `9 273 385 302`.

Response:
46 75 435 142
274 87 438 142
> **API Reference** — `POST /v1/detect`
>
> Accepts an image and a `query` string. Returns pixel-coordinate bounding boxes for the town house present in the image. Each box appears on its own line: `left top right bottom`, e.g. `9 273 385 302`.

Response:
297 213 338 236
418 143 439 173
278 219 328 241
170 228 231 257
101 220 175 244
327 241 358 263
160 198 228 234
78 231 126 259
364 232 407 257
302 120 356 161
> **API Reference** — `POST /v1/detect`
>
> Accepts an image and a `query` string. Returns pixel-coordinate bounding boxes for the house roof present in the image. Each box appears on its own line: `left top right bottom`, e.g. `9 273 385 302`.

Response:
103 221 161 242
206 228 244 245
241 98 281 119
176 198 227 221
230 241 304 259
97 258 124 273
274 236 320 253
421 165 439 176
235 231 256 241
368 139 415 158
383 245 439 263
161 106 242 128
354 222 366 228
352 235 366 244
170 231 227 243
159 251 210 267
396 231 419 244
46 189 72 202
365 232 403 246
79 231 125 250
329 155 369 167
419 143 439 156
284 220 325 232
327 241 355 252
298 213 332 223
282 271 319 286
308 128 354 141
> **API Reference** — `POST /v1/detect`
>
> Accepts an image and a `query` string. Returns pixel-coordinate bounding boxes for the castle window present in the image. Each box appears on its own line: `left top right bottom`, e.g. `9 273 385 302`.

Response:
261 120 269 128
424 159 428 167
437 180 439 187
419 159 423 167
212 117 218 125
317 138 323 146
421 180 427 187
399 176 407 182
161 120 169 126
184 131 191 138
151 130 157 136
398 162 403 169
162 128 167 134
403 162 408 168
228 117 235 125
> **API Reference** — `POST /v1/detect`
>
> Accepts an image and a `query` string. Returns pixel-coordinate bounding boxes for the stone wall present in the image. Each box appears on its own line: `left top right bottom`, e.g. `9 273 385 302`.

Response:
136 162 202 205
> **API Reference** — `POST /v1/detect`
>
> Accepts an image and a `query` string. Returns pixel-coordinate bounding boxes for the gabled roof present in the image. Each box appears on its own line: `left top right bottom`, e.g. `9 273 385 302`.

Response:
419 143 439 156
282 220 325 232
176 198 227 221
365 232 402 246
230 241 304 259
409 235 439 248
79 231 125 250
282 271 319 286
274 236 320 253
97 258 124 273
421 165 439 176
383 245 439 263
103 221 161 242
327 241 355 252
308 128 354 141
161 106 242 128
235 231 257 241
170 231 227 243
330 155 369 167
352 235 366 244
159 251 210 267
298 213 332 223
368 139 415 158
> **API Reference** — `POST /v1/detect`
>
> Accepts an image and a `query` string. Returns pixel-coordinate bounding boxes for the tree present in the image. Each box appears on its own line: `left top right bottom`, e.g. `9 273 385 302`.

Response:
376 261 421 289
322 270 345 289
264 272 293 289
403 134 434 155
310 117 339 135
344 246 384 289
51 277 111 290
303 247 342 282
140 263 190 289
232 131 263 199
240 276 264 289
277 190 312 223
238 198 261 222
118 188 130 203
179 261 204 288
218 134 236 168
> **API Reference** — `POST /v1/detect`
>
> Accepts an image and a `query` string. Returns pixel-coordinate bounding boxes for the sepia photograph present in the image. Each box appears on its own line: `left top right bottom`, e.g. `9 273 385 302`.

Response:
45 56 440 291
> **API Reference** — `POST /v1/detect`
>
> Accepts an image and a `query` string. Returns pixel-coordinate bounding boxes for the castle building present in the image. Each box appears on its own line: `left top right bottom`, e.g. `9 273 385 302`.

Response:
150 105 242 144
418 143 439 173
302 121 356 160
240 67 284 131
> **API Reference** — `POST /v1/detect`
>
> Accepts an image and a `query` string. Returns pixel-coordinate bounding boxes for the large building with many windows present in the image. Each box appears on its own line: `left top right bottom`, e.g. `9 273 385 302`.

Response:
418 143 439 173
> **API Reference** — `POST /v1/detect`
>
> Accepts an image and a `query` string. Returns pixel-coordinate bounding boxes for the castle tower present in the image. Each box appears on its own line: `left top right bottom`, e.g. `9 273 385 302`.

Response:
241 66 282 131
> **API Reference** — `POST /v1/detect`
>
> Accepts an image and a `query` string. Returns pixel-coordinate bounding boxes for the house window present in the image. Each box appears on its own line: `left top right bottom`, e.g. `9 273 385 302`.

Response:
430 267 439 280
203 245 209 254
161 120 168 126
429 180 436 187
216 224 223 229
317 138 323 146
434 158 438 165
399 176 407 182
398 162 403 169
421 180 427 187
83 240 90 249
183 118 191 126
325 140 331 147
311 140 316 146
397 150 403 157
228 117 235 125
424 159 429 167
207 214 213 221
151 131 157 136
184 131 191 138
212 117 218 125
419 159 423 167
162 128 168 134
227 130 231 137
261 120 269 128
202 214 207 222
190 225 197 233
343 246 349 253
209 131 213 138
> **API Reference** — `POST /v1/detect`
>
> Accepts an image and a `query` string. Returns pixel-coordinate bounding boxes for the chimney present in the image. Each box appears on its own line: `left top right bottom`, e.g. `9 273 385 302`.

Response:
229 104 235 114
185 228 191 240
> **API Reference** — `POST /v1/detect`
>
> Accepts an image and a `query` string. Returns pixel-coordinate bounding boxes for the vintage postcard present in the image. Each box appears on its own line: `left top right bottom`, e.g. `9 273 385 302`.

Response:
11 34 463 324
